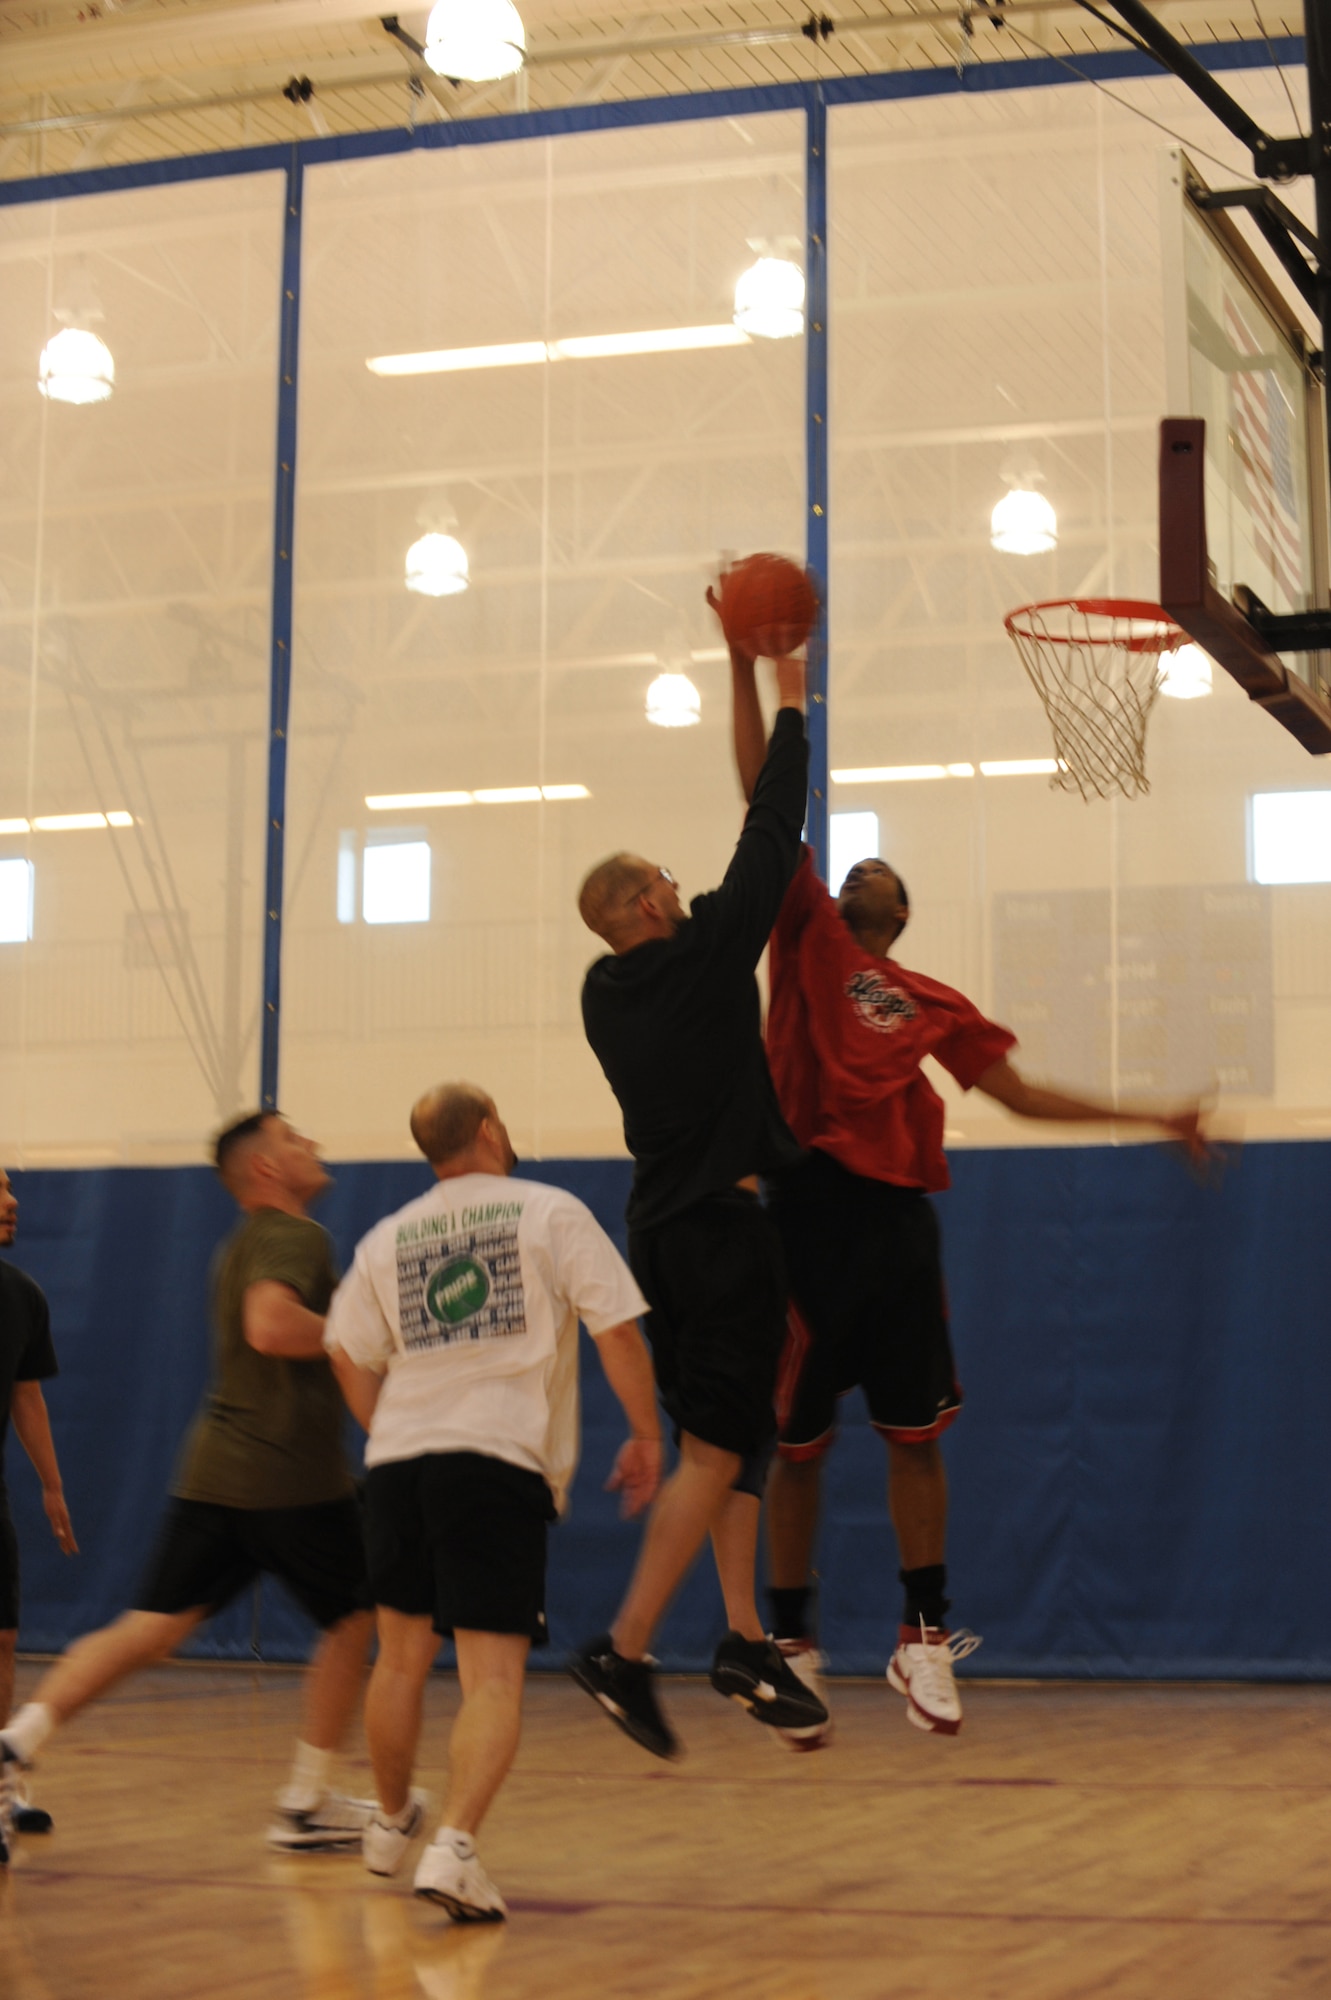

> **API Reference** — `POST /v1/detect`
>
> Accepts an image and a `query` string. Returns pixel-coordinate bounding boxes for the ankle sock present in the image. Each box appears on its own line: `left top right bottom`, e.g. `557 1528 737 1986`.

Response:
435 1824 475 1858
3 1703 55 1764
768 1586 814 1642
378 1798 418 1831
280 1739 332 1812
900 1564 950 1631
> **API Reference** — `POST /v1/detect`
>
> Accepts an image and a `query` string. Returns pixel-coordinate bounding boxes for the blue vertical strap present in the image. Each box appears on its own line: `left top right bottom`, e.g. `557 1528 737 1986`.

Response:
804 85 830 879
261 154 304 1110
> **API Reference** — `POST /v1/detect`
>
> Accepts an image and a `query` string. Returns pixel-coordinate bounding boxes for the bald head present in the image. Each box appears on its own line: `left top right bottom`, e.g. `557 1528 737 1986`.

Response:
410 1084 496 1167
578 852 685 952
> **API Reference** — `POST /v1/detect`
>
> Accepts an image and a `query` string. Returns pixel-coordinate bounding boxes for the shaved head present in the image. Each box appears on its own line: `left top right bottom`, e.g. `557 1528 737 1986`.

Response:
578 853 652 946
213 1111 278 1197
410 1083 495 1167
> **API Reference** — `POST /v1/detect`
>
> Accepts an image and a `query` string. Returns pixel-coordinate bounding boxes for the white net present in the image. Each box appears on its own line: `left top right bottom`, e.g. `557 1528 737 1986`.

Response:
1004 599 1183 801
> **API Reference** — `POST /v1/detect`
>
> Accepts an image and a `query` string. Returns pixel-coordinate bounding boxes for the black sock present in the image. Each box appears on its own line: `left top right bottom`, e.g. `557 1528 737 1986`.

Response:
900 1564 949 1630
768 1586 814 1642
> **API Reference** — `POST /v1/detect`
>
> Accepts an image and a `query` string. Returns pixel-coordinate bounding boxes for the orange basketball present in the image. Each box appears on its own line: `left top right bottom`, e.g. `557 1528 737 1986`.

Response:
716 553 820 658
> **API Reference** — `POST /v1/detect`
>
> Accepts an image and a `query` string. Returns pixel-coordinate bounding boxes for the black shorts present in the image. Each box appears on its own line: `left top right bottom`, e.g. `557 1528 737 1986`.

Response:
629 1189 787 1464
769 1150 962 1457
0 1505 18 1631
364 1452 555 1646
135 1495 371 1630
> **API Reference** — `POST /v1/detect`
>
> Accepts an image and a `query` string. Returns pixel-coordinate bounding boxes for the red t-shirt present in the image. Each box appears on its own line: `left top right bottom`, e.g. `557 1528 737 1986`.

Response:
767 849 1017 1192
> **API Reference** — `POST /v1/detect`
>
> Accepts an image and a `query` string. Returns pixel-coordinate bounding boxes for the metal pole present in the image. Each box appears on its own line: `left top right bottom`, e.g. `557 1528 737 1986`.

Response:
1304 0 1331 399
805 85 830 880
261 153 304 1111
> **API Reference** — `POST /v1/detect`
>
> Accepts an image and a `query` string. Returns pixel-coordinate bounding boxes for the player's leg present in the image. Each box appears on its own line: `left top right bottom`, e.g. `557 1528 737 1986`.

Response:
359 1461 438 1878
260 1496 375 1849
612 1429 743 1661
413 1453 550 1921
869 1190 975 1734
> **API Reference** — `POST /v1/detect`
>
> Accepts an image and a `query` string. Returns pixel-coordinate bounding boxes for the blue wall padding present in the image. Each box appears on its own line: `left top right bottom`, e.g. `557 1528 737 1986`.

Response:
4 1142 1328 1677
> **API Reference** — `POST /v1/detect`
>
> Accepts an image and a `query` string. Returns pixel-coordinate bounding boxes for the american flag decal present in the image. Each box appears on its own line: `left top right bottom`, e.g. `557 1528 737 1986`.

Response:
1224 294 1304 607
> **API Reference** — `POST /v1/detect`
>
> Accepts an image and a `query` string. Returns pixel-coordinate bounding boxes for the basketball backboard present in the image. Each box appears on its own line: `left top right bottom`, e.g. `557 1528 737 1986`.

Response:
1159 148 1331 751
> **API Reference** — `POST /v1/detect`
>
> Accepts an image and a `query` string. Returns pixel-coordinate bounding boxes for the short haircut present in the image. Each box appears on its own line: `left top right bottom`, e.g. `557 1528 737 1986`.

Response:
410 1083 493 1166
213 1110 276 1194
578 853 650 945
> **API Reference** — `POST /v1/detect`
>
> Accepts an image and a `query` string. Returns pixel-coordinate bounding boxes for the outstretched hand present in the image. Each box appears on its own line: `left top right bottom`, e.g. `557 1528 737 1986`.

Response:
606 1436 663 1519
706 584 756 667
1159 1101 1215 1167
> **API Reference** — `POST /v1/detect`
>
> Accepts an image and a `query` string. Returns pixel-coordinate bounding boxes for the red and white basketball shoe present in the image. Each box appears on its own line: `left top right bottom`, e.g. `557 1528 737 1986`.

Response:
887 1623 982 1735
773 1638 833 1751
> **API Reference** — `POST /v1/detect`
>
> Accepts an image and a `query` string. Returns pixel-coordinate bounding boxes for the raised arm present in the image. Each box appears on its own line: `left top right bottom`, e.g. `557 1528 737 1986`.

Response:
592 1319 663 1518
729 646 765 804
975 1057 1212 1162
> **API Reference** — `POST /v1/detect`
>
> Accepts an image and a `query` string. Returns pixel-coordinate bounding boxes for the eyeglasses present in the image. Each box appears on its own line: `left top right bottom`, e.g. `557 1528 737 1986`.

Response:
622 865 676 908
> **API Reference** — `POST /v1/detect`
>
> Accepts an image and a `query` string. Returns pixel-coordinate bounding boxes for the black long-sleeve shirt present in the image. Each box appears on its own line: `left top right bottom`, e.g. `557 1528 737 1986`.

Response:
582 706 809 1231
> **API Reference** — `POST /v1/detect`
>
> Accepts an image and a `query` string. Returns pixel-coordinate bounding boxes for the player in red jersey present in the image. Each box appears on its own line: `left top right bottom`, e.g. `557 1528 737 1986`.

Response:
727 644 1209 1744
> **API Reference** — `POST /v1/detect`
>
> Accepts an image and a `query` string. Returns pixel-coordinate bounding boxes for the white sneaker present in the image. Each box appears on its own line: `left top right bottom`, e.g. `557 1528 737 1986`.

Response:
0 1743 17 1866
362 1791 431 1877
267 1789 377 1850
414 1830 507 1923
887 1623 982 1735
773 1638 833 1751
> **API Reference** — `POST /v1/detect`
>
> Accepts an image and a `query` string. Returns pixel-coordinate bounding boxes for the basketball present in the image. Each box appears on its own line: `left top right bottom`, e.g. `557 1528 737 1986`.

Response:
714 553 819 658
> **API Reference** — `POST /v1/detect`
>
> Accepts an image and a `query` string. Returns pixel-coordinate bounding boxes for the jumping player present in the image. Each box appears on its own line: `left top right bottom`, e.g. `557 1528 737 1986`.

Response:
728 652 1210 1742
0 1167 77 1859
0 1115 375 1846
324 1082 660 1919
571 649 828 1758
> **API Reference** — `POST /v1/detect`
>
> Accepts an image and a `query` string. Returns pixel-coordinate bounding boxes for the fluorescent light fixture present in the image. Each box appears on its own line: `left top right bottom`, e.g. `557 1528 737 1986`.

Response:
646 672 702 729
365 785 589 810
405 530 469 598
38 326 115 406
425 0 525 81
367 791 473 811
832 765 949 784
990 488 1057 555
0 819 30 836
978 759 1059 777
1157 643 1213 700
367 326 750 378
363 841 431 924
829 812 880 895
31 811 132 831
0 859 33 943
733 256 805 340
1251 791 1331 884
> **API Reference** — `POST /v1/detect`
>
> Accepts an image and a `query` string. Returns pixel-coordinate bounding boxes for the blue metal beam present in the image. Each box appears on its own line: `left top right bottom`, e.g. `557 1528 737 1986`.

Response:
804 85 830 882
260 154 303 1112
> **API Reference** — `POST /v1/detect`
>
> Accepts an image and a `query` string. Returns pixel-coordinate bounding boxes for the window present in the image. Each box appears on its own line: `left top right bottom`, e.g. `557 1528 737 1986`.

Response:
828 811 880 896
1250 792 1331 885
362 840 431 925
0 860 33 944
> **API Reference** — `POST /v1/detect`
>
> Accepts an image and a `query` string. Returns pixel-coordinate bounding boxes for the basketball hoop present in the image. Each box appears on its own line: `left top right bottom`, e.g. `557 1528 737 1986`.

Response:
1003 598 1184 801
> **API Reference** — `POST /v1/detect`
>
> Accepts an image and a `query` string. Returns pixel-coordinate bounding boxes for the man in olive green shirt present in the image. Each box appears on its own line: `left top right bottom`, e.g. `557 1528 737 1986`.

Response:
0 1114 375 1852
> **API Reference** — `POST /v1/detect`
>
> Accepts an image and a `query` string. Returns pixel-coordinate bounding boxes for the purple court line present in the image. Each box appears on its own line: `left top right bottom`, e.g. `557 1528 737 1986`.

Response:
11 1868 1331 1932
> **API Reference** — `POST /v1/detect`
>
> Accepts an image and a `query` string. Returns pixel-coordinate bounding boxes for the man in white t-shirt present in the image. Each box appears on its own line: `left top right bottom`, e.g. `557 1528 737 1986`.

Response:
324 1081 661 1923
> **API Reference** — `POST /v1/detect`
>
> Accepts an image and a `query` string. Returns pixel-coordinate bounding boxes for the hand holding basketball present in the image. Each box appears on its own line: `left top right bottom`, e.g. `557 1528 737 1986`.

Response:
708 553 819 660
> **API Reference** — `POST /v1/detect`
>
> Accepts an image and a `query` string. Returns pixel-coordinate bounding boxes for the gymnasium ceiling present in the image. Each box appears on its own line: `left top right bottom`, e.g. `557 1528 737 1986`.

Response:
0 0 1308 183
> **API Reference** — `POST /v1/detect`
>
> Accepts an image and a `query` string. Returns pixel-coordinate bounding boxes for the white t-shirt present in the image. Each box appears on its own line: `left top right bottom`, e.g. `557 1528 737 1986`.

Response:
323 1173 646 1513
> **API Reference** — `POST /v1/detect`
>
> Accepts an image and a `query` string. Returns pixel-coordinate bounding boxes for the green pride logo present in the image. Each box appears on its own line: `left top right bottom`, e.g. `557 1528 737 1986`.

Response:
425 1254 491 1326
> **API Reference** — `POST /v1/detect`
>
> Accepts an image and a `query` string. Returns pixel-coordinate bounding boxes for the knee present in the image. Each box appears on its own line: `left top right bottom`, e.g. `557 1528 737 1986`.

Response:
888 1438 942 1476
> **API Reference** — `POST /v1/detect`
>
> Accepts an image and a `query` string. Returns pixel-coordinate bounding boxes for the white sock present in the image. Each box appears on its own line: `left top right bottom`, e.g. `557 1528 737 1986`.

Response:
3 1704 55 1764
279 1740 332 1811
434 1824 475 1858
377 1797 418 1831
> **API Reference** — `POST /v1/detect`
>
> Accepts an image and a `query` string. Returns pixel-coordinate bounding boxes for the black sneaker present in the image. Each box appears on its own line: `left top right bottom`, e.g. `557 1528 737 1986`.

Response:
569 1635 679 1759
710 1632 832 1730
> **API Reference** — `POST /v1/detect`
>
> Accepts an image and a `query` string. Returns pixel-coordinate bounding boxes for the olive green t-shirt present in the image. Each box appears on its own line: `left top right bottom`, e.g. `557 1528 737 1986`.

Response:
174 1209 354 1511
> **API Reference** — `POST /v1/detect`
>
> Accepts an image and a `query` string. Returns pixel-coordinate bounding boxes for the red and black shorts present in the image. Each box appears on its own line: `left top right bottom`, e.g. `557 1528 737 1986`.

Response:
767 1149 962 1459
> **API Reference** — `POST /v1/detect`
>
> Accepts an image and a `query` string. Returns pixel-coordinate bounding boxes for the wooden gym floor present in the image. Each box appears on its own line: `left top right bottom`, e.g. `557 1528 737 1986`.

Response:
0 1661 1326 1999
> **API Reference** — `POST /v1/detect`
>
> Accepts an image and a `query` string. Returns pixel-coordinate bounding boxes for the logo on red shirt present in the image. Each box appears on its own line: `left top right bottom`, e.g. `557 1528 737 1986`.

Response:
845 969 918 1035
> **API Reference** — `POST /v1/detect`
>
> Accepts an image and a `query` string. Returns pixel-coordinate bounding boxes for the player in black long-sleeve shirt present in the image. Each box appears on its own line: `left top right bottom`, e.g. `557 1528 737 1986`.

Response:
569 647 828 1759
